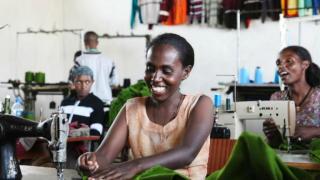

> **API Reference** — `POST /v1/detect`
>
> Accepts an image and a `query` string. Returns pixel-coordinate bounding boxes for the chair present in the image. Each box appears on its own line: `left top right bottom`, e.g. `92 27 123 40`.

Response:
207 138 237 174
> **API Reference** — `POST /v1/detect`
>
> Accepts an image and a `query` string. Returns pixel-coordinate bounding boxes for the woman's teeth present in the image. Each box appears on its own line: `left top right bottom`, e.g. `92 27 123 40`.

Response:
280 72 288 76
152 86 166 93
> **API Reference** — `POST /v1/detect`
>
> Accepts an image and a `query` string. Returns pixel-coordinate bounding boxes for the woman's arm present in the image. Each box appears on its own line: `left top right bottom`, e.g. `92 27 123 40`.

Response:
294 126 320 141
77 104 129 174
91 95 214 179
95 105 129 165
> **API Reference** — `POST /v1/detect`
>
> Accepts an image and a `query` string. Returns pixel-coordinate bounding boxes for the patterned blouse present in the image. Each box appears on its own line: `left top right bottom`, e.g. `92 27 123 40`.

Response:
270 86 320 127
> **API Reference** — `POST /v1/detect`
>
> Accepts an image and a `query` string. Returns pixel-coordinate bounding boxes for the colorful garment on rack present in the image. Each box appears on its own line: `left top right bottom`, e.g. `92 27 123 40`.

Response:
305 0 313 16
262 0 282 22
204 0 219 26
286 0 298 17
281 0 286 15
138 0 162 27
219 0 241 29
189 0 204 24
162 0 188 25
298 0 306 16
131 0 143 29
312 0 320 15
159 0 172 22
265 0 282 21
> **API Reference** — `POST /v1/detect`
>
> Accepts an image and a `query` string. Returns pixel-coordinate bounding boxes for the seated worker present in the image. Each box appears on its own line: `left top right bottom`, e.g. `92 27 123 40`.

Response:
263 46 320 148
17 66 104 168
77 33 214 180
61 65 105 136
61 65 105 168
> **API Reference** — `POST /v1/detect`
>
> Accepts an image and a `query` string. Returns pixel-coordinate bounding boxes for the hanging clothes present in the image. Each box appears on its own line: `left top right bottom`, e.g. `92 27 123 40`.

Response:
162 0 188 25
242 0 263 20
312 0 320 15
204 0 220 26
159 0 172 23
281 0 286 15
286 0 298 17
189 0 204 24
305 0 313 16
139 0 162 29
131 0 143 29
261 0 278 22
298 0 306 16
265 0 281 21
220 0 242 29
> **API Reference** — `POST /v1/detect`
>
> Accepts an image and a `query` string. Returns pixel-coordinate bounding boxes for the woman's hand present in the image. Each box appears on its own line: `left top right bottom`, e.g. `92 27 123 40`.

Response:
294 126 320 142
263 118 283 148
263 118 280 138
88 161 141 180
77 152 99 176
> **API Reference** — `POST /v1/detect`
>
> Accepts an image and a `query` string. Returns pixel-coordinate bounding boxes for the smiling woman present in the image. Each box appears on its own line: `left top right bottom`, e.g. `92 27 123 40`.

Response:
77 33 214 180
263 46 320 148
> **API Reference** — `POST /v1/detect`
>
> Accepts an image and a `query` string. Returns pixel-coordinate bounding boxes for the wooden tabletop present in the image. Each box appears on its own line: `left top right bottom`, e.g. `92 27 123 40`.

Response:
277 151 320 170
286 162 320 171
21 165 80 180
67 136 100 142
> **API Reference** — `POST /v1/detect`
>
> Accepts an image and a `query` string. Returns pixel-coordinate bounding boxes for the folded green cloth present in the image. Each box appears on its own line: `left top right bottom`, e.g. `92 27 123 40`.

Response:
82 132 315 180
134 165 188 180
207 132 312 180
310 138 320 163
80 166 188 180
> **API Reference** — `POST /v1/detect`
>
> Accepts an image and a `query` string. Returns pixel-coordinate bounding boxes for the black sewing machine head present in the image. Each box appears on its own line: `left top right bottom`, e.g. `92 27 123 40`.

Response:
0 113 68 180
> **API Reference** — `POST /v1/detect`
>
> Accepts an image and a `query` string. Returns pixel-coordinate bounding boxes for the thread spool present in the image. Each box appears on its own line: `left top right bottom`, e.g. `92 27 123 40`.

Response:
25 71 34 84
239 67 249 84
274 70 280 84
35 72 45 84
214 94 222 109
254 66 263 84
226 97 231 111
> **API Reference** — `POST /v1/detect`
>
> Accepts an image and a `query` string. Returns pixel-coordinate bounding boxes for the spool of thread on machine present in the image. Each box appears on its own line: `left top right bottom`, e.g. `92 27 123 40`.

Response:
254 66 263 84
214 94 222 109
25 71 34 84
226 97 231 111
35 72 45 84
239 67 249 84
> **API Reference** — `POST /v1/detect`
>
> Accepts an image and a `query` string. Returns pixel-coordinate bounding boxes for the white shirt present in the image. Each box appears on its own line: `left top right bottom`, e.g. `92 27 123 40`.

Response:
76 52 118 103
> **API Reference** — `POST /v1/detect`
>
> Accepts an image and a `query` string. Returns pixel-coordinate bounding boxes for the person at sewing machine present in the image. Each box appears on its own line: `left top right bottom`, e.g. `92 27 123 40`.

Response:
263 46 320 148
61 65 105 167
18 66 105 166
61 65 104 136
77 33 214 179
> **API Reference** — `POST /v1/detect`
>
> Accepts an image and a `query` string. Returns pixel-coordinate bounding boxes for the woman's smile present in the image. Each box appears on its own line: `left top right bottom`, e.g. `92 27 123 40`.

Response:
151 84 166 94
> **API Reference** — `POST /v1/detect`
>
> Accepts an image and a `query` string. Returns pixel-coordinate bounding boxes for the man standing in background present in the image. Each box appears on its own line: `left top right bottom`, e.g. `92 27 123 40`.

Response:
76 31 118 104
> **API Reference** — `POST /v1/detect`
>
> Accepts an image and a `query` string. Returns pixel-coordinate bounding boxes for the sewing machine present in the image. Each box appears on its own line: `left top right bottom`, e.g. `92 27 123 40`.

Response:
216 100 296 139
0 111 69 180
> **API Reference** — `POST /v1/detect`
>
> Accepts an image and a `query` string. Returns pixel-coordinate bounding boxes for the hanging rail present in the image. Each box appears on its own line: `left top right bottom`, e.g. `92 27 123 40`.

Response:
99 33 151 47
17 28 83 35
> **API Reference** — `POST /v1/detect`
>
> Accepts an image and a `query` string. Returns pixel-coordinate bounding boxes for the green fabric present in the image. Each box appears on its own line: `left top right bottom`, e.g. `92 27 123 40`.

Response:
309 138 320 163
107 80 150 127
134 165 188 180
206 132 312 180
80 166 187 180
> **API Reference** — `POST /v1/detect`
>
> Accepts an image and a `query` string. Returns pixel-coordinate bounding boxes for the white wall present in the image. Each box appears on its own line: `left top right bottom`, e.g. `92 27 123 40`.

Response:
0 0 320 118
